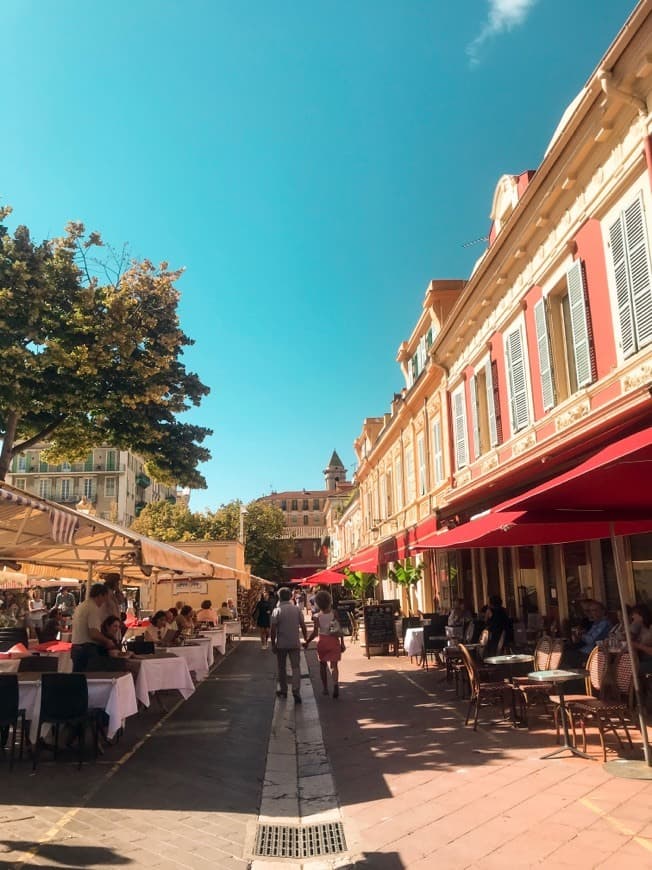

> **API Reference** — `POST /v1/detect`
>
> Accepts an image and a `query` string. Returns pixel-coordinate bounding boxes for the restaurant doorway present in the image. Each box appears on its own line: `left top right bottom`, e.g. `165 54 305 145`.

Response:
629 532 652 606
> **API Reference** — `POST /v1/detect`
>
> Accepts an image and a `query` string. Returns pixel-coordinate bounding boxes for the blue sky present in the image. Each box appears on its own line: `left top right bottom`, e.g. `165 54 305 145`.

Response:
2 0 637 510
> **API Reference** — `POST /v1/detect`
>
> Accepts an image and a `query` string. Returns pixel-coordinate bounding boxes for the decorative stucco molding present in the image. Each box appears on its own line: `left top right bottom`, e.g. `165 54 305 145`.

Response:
554 398 591 432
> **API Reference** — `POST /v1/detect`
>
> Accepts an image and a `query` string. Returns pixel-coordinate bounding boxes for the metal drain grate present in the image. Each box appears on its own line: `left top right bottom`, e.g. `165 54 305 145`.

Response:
254 822 347 858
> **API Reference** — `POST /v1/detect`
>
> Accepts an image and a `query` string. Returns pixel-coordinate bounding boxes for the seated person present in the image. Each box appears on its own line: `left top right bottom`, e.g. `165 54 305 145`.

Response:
226 598 238 619
165 607 178 629
448 599 469 628
630 604 652 675
566 600 612 666
176 604 195 636
101 615 134 657
145 610 172 644
195 599 219 625
39 607 62 643
218 601 233 623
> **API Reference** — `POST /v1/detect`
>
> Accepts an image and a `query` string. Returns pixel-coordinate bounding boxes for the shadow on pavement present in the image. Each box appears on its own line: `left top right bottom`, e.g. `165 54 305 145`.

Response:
0 841 130 867
348 852 405 868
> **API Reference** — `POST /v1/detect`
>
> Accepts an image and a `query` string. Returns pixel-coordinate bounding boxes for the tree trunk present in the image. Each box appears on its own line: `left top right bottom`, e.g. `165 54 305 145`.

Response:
0 410 18 481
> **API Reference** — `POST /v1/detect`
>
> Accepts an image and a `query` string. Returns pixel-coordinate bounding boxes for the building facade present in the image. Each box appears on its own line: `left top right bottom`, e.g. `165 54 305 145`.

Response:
327 0 652 623
260 450 353 579
7 443 178 527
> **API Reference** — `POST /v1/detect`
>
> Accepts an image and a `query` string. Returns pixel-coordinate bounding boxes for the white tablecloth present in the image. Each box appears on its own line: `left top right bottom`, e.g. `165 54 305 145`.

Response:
404 628 424 657
167 644 209 681
200 628 226 655
192 636 214 668
132 656 195 707
19 673 138 741
0 652 72 673
222 620 241 638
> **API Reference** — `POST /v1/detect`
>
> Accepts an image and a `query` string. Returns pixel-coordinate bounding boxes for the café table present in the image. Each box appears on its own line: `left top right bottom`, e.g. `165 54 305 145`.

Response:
527 668 591 759
128 655 195 707
485 654 534 723
166 643 209 681
222 620 242 640
18 671 138 742
200 628 227 655
404 627 425 660
192 635 214 668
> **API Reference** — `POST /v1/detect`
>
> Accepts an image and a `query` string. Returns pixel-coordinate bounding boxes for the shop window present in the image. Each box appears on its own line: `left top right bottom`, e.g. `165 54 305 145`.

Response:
629 533 652 605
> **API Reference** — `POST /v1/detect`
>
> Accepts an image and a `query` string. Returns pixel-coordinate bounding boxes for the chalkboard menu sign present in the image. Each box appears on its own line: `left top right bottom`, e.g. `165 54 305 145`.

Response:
363 604 398 658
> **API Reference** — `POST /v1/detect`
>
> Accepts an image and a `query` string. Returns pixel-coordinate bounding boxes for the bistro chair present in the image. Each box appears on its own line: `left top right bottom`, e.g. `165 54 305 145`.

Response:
458 644 509 731
17 656 58 673
549 646 608 746
445 620 474 695
32 673 98 771
511 635 554 726
0 674 26 770
422 625 448 669
0 628 29 652
571 652 637 761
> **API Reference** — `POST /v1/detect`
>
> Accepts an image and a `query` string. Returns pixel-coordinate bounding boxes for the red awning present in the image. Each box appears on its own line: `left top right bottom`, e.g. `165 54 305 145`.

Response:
303 569 346 586
415 510 652 550
349 546 379 573
500 424 652 513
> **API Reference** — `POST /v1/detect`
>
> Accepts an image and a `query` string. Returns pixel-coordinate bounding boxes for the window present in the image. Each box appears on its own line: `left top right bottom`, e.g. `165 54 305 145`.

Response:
290 515 297 524
106 450 117 471
14 478 26 490
380 474 387 519
313 498 320 510
608 192 652 358
303 515 309 525
84 454 94 472
394 457 403 511
313 513 321 524
451 386 469 469
302 499 309 511
16 454 26 472
543 261 594 404
471 363 498 455
405 449 416 504
385 468 393 516
504 324 530 434
39 479 50 498
281 499 287 511
83 478 94 499
417 435 427 496
432 419 444 484
105 477 116 497
60 478 71 500
291 499 298 511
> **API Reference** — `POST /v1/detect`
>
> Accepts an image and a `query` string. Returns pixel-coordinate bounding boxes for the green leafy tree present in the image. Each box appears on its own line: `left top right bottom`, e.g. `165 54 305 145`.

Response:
342 568 377 601
388 560 424 615
0 208 211 487
132 498 292 582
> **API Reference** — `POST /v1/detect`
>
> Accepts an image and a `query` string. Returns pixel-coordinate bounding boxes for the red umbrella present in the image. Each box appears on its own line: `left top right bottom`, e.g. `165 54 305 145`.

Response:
304 569 346 586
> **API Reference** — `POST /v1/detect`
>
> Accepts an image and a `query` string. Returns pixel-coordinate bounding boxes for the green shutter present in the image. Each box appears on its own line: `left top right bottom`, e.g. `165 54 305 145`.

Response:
534 298 555 411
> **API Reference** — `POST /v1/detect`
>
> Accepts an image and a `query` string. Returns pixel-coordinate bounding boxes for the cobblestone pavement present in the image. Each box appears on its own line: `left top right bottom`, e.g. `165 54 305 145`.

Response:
1 635 652 869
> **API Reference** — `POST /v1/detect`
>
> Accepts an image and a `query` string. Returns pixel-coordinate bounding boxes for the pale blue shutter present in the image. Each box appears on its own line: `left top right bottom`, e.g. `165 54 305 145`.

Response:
534 299 555 411
609 212 636 357
623 194 652 351
453 389 468 469
505 327 530 433
485 360 498 447
470 375 480 459
566 261 593 387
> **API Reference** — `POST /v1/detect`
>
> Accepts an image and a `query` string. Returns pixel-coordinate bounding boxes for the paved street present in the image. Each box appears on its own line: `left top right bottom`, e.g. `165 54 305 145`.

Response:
1 636 651 869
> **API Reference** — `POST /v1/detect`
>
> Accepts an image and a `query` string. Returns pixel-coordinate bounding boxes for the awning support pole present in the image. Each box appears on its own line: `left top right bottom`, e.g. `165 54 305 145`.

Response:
610 524 651 766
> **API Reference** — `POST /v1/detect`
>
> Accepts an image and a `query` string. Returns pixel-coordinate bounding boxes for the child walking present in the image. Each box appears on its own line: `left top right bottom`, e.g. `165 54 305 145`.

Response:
304 590 346 698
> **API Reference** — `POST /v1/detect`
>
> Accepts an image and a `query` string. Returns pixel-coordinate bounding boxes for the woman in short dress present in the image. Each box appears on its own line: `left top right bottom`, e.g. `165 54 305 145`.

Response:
305 590 346 698
252 592 273 649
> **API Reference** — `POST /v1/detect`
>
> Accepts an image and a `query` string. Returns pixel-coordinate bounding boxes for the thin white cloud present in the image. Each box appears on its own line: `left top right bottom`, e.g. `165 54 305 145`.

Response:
467 0 538 66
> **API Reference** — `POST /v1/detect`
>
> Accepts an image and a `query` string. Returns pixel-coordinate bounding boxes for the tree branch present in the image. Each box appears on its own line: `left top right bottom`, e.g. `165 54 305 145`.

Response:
13 415 67 453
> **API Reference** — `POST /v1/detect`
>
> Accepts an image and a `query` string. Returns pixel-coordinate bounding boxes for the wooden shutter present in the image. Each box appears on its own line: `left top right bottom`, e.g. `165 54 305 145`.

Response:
432 419 444 483
452 388 468 469
534 298 556 411
609 211 636 358
469 375 480 459
505 327 530 433
485 360 498 446
489 359 503 445
566 261 593 387
624 194 652 351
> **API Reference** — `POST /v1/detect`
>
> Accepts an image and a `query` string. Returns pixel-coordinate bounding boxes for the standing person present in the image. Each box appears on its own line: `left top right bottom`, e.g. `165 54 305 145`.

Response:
102 573 125 620
71 583 113 670
270 587 308 703
26 587 46 637
485 595 511 656
252 592 272 649
304 590 346 698
55 586 76 618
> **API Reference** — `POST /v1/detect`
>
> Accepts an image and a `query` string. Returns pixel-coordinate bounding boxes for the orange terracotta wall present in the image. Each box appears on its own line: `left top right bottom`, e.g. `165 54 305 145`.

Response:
574 218 617 378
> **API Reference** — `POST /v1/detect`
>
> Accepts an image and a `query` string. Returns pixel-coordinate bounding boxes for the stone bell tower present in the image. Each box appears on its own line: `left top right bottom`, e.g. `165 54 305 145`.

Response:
323 449 347 491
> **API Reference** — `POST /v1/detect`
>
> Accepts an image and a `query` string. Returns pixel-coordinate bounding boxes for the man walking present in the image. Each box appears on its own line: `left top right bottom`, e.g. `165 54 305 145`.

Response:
271 587 307 704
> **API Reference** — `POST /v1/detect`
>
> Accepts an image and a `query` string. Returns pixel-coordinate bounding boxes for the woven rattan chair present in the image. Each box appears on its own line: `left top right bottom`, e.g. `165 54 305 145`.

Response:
571 652 636 760
512 636 564 727
458 643 509 731
549 646 607 745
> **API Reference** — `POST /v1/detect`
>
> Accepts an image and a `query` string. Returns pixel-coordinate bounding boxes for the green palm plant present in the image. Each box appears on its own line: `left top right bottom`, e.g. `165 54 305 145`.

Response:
342 568 377 602
388 560 424 615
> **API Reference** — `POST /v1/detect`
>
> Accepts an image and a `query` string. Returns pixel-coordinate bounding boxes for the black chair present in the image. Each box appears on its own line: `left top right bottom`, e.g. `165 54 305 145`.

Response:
17 656 58 673
0 675 26 770
32 673 97 770
430 614 449 635
423 625 448 669
0 628 29 652
35 625 59 644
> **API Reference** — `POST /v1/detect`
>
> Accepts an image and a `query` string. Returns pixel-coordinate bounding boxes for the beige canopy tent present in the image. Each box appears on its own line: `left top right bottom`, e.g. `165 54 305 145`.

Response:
0 483 241 584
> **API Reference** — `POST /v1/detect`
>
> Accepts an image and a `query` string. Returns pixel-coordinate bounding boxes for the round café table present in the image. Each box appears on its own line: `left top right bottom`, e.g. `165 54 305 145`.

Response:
527 668 590 759
485 654 534 724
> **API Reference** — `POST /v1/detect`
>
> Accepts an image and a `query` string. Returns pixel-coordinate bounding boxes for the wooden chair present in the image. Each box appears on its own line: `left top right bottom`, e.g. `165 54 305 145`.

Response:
458 644 509 731
572 653 637 760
